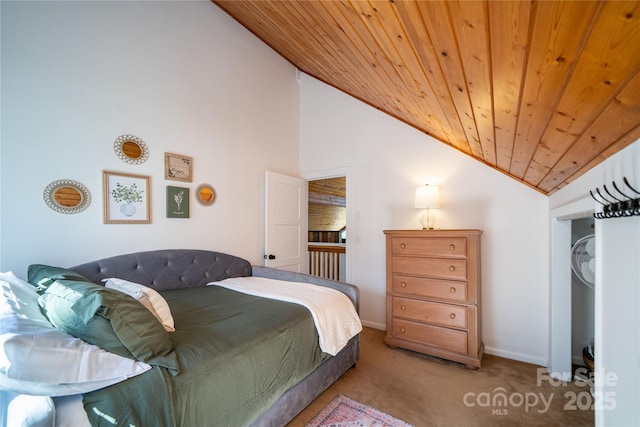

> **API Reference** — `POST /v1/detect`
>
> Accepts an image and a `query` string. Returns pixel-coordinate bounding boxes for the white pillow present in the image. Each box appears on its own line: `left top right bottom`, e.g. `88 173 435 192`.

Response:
102 278 175 332
4 392 55 427
0 272 151 396
52 395 91 427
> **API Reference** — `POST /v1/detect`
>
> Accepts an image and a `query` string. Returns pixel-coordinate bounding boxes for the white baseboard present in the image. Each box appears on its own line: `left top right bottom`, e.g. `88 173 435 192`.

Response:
361 320 386 330
359 324 550 367
572 354 586 366
484 346 547 367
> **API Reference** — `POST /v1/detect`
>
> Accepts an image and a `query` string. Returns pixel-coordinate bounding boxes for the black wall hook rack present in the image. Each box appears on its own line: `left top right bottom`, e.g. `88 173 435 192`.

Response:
590 177 640 219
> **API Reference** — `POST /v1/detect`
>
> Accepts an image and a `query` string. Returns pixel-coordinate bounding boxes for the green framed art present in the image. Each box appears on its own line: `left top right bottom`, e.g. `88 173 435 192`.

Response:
166 186 189 218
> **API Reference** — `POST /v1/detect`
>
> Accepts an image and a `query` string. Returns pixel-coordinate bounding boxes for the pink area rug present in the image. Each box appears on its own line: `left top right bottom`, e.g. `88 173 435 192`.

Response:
305 394 414 427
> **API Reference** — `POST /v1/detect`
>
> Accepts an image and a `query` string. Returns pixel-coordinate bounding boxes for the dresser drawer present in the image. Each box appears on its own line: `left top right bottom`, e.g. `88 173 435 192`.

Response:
392 237 466 257
392 257 467 280
392 318 468 354
392 275 468 302
393 297 468 329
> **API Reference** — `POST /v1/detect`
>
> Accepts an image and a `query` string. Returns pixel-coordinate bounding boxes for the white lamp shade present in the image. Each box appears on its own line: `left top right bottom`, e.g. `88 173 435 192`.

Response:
414 185 440 209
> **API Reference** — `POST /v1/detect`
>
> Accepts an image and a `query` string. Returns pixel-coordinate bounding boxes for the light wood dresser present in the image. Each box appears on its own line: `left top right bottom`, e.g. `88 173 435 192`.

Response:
383 229 483 368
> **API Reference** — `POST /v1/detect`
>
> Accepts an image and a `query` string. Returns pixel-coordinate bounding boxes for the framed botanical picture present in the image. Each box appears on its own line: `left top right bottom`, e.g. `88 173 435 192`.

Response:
103 171 151 224
164 152 193 182
166 186 190 218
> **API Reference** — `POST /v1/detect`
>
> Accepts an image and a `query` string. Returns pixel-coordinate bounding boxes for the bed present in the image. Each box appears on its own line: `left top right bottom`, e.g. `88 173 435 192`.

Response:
0 249 361 426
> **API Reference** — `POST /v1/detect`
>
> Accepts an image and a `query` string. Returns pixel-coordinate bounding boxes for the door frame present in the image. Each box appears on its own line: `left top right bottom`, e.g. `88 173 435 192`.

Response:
302 167 352 284
549 195 595 380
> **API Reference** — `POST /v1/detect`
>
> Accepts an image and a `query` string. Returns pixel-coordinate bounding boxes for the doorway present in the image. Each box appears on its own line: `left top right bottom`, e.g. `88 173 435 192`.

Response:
571 217 595 374
307 176 347 281
549 208 595 381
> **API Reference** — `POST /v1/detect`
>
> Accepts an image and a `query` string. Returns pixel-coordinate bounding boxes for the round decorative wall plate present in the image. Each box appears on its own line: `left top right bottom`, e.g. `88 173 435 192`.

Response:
196 184 216 206
43 179 91 214
114 134 149 165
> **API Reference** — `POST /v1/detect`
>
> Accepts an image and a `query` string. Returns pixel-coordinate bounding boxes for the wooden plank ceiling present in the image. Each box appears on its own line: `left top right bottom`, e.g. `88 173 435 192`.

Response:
213 0 640 195
308 177 346 231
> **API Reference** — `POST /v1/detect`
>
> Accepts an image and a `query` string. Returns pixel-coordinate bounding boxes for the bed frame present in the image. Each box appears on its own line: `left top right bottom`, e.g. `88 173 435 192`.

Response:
71 249 360 426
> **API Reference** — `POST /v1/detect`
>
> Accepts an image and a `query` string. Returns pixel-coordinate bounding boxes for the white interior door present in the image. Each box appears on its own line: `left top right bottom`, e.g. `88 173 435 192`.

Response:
264 171 308 272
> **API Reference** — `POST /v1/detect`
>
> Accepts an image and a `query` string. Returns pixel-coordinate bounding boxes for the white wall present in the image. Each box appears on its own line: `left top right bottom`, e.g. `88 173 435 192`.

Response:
299 74 550 365
549 141 640 427
0 1 299 275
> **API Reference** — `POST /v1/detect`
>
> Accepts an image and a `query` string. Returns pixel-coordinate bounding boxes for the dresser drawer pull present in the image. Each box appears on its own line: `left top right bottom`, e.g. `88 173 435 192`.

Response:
400 243 406 249
401 282 407 288
449 287 456 294
400 327 406 333
449 244 455 250
400 305 407 311
449 265 455 272
450 313 456 319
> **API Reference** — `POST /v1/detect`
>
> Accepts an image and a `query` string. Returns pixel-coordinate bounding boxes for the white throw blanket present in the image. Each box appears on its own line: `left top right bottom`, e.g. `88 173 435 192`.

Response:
207 277 362 356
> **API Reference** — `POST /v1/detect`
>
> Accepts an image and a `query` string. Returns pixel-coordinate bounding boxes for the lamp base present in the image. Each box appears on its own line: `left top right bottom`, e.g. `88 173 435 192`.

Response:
420 208 436 230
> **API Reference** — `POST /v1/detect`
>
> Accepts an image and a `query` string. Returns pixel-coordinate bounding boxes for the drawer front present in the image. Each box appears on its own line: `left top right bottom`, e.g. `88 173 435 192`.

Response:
393 297 468 329
392 257 467 280
392 275 468 302
392 318 467 354
392 237 466 257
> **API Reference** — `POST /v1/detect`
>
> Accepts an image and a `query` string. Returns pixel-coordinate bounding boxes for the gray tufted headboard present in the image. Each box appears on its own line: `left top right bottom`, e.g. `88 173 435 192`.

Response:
70 249 252 291
70 248 359 310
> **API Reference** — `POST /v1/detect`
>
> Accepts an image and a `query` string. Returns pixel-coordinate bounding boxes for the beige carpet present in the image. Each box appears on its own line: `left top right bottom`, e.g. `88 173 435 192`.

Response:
288 327 594 427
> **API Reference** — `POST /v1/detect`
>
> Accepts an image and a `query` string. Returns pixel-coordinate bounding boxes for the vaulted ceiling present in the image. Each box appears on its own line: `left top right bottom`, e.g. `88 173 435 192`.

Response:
213 0 640 195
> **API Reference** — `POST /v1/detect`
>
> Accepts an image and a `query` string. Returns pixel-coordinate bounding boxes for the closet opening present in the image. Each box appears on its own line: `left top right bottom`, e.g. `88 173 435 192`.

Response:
549 209 596 383
570 217 595 380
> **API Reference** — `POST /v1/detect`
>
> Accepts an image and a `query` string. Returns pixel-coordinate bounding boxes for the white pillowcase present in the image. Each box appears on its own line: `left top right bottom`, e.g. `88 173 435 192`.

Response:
0 272 151 397
102 278 175 332
4 392 55 427
52 394 91 427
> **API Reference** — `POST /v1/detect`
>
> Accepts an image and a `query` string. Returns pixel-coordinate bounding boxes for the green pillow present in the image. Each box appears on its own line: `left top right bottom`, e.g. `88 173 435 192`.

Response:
28 264 92 293
33 266 179 373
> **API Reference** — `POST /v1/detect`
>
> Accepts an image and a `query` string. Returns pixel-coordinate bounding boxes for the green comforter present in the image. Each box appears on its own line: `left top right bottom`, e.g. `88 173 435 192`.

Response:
82 285 329 426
